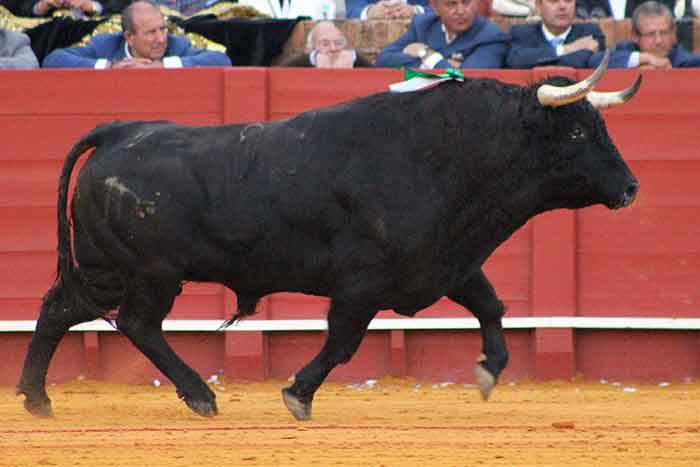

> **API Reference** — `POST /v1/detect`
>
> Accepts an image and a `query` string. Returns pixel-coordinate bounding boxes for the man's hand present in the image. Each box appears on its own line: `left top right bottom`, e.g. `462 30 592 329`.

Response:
386 2 417 19
638 52 671 69
367 0 416 19
402 42 431 57
111 58 164 69
561 35 599 54
315 49 356 68
34 0 66 16
65 0 97 13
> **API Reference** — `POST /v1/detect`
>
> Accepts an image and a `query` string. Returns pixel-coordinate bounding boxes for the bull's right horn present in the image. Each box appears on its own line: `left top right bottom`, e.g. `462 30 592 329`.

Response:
537 49 610 107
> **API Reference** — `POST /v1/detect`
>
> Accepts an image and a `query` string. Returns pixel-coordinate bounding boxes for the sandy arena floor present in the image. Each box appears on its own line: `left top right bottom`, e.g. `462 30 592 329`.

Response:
0 378 698 467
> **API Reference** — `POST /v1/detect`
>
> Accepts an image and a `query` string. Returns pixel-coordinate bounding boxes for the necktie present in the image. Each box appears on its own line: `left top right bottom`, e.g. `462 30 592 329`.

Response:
550 37 564 49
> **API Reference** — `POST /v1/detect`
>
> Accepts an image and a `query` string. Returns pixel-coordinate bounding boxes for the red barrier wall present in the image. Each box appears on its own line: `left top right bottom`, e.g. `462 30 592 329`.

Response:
0 67 698 387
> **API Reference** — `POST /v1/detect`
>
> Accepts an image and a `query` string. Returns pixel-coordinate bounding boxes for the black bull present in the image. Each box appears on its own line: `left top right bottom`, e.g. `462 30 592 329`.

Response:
17 62 640 421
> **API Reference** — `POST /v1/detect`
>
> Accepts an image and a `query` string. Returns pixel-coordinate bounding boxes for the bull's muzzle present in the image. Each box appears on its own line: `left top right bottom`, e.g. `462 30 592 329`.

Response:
615 180 639 209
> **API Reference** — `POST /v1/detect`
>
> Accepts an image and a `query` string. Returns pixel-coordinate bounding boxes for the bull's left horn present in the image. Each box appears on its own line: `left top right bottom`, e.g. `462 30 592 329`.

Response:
586 75 643 109
537 49 609 107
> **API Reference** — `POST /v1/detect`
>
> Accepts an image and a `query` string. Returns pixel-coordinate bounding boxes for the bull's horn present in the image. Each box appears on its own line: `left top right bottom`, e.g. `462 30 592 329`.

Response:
586 75 643 109
536 49 609 107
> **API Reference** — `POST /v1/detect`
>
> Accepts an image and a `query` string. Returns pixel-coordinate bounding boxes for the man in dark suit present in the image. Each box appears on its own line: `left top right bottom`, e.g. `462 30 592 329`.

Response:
346 0 431 19
375 0 508 69
604 1 700 68
507 0 605 68
42 0 231 68
281 21 372 67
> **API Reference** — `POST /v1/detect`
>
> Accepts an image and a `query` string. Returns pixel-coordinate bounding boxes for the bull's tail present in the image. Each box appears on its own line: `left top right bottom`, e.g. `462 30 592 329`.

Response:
55 123 123 318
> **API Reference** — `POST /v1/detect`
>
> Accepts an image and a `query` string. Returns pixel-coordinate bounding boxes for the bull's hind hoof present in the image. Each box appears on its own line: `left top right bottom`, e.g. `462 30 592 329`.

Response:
474 364 497 401
22 397 54 418
282 387 312 421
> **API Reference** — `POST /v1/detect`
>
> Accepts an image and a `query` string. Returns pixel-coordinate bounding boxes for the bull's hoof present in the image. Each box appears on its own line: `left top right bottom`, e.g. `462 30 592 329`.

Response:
474 364 497 401
178 388 218 417
22 396 54 418
282 387 312 421
184 398 219 417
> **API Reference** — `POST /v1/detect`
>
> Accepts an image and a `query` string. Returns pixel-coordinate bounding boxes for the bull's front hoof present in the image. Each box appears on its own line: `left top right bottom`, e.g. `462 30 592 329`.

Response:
282 387 312 421
22 396 54 418
184 398 219 417
178 388 218 417
474 364 497 401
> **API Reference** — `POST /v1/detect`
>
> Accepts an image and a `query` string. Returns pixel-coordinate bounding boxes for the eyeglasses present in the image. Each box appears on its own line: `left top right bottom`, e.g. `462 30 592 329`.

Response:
638 27 674 39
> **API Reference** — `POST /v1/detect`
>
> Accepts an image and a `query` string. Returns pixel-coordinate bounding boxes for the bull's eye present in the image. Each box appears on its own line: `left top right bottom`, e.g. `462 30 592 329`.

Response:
569 126 586 141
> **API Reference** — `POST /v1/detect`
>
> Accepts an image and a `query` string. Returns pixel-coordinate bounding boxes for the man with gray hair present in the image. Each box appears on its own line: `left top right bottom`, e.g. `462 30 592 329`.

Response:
605 1 700 68
280 21 372 68
42 0 231 68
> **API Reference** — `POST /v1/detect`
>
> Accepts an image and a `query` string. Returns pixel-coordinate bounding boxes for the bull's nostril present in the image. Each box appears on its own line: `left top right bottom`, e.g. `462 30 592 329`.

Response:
626 182 639 199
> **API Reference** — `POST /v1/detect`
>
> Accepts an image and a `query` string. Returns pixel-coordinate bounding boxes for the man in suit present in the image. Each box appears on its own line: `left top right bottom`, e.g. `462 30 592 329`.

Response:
42 0 231 68
281 21 372 67
507 0 605 68
346 0 431 19
0 28 39 68
605 1 700 68
375 0 508 69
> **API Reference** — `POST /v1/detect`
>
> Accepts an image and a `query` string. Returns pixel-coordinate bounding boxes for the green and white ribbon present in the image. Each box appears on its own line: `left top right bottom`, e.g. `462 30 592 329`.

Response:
389 68 464 93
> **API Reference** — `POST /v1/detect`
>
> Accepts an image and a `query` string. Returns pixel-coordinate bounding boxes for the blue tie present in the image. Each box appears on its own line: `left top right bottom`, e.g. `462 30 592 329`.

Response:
550 37 563 49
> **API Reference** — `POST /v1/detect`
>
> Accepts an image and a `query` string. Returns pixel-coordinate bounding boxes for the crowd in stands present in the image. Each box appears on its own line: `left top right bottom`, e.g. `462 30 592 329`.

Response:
1 0 699 69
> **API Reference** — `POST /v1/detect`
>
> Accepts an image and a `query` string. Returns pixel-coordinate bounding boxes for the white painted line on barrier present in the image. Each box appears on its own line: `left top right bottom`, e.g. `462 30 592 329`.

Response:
1 317 699 333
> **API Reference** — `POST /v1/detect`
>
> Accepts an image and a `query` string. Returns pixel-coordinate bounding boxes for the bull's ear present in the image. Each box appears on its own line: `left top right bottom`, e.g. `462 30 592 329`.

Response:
536 50 609 107
586 75 643 109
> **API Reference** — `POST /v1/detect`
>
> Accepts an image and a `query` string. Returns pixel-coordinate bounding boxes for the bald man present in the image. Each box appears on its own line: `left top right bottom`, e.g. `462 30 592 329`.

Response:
43 0 231 68
281 21 372 68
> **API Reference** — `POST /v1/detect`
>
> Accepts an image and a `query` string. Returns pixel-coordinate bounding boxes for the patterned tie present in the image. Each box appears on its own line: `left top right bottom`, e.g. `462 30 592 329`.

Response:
550 37 564 49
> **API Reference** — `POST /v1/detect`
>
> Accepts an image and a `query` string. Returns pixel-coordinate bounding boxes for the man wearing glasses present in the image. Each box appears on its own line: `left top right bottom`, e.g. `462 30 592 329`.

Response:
606 1 700 68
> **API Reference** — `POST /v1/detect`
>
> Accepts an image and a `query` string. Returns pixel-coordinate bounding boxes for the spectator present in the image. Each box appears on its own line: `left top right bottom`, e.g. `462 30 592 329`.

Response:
375 0 509 69
281 21 372 67
16 0 130 17
42 0 231 68
0 28 39 68
606 1 700 68
506 0 605 68
236 0 338 19
575 0 674 19
346 0 431 19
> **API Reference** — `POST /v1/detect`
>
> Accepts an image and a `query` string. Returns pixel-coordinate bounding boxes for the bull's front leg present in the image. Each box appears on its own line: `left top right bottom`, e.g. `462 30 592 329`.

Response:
448 268 508 401
282 302 378 421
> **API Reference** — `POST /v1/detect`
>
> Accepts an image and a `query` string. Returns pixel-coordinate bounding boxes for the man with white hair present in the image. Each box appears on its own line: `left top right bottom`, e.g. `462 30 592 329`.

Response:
281 21 372 68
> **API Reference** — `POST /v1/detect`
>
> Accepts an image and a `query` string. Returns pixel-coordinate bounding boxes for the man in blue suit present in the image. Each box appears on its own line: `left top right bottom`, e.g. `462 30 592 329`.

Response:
346 0 431 19
43 0 231 68
602 1 700 68
375 0 508 69
507 0 605 68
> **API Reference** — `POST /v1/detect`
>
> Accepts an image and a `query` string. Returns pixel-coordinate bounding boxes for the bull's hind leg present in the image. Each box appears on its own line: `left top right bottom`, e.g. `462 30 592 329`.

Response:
282 302 377 421
116 277 217 417
449 269 509 401
17 283 97 417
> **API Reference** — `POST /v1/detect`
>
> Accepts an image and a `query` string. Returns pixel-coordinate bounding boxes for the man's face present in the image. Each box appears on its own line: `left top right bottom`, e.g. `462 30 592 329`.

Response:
636 14 675 58
313 23 347 55
430 0 479 37
537 0 575 34
125 8 168 61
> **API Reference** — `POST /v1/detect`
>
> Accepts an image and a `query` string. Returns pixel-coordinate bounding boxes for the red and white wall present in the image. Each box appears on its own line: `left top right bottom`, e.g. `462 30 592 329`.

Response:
0 67 698 386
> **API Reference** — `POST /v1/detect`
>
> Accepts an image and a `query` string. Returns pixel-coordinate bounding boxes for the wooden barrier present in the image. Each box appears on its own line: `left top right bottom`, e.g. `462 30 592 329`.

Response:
0 67 698 387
